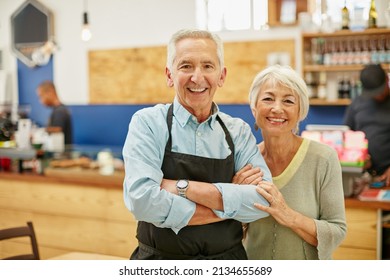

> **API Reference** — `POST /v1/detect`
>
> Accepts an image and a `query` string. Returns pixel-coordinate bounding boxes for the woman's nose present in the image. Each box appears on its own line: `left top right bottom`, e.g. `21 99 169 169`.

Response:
271 102 283 112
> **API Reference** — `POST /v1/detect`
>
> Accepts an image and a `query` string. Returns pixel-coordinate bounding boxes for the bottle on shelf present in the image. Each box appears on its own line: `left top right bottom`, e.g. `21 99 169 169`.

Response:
338 77 344 99
317 72 327 99
341 1 350 30
368 0 377 29
369 36 379 64
342 76 351 99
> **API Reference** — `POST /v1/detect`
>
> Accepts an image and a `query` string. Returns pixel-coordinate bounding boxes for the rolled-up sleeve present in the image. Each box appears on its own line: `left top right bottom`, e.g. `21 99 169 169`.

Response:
213 183 269 222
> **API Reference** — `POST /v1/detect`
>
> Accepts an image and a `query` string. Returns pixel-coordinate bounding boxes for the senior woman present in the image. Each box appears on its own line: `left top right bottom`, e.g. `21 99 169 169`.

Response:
242 65 347 259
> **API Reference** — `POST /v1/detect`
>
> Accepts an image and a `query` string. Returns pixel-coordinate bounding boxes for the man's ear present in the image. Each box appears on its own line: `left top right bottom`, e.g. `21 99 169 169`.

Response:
166 67 174 87
218 67 227 87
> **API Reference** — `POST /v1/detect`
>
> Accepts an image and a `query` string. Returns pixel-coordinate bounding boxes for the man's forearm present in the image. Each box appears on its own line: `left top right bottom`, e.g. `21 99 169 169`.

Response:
186 181 224 211
161 179 224 210
188 204 223 225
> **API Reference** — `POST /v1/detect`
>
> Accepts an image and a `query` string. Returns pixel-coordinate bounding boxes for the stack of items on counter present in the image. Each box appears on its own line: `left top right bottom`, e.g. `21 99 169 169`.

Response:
301 125 368 168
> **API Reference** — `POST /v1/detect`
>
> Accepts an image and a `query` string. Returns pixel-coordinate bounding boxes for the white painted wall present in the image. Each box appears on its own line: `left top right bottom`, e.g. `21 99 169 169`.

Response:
2 0 386 105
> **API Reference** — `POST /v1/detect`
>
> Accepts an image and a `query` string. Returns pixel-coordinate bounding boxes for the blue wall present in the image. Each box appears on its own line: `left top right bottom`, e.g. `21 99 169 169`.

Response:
18 60 347 149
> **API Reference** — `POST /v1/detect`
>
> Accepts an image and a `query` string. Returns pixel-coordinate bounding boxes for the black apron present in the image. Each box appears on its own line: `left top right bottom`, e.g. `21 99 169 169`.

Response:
130 105 246 260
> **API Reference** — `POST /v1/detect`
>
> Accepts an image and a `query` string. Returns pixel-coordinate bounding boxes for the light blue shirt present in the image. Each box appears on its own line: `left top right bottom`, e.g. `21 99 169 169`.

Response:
123 98 271 233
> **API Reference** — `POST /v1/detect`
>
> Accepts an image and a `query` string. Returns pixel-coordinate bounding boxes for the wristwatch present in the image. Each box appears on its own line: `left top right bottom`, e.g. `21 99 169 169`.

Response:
176 179 189 198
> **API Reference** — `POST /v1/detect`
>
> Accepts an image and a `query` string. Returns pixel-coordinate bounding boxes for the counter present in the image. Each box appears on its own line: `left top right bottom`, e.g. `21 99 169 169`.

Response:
333 195 390 260
0 169 137 260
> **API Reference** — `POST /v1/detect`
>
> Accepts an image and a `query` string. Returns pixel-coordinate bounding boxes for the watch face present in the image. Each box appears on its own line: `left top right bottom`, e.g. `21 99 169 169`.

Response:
177 180 188 189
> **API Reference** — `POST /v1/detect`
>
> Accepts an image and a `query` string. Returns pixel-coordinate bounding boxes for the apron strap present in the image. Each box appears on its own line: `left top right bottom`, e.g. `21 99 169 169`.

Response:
165 104 235 155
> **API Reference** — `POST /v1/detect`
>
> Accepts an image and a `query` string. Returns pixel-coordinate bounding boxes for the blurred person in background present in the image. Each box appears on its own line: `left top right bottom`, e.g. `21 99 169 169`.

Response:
36 81 73 145
343 64 390 187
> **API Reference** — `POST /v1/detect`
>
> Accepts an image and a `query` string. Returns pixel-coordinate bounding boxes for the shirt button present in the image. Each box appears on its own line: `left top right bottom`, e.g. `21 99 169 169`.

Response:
197 132 202 137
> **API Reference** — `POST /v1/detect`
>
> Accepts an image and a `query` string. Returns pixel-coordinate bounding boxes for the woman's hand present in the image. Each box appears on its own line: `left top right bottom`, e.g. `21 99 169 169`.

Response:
254 181 296 228
254 181 318 246
232 164 263 185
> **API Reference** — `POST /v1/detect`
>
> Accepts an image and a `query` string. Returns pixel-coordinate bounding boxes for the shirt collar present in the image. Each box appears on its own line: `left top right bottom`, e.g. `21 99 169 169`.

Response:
173 97 220 129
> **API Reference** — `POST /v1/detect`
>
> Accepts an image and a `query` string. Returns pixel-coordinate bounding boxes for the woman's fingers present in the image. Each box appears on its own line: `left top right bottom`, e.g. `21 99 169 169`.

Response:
233 164 263 185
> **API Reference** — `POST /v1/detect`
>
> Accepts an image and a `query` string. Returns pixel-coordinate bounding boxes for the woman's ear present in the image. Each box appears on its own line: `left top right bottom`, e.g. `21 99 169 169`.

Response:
166 67 174 87
251 107 257 118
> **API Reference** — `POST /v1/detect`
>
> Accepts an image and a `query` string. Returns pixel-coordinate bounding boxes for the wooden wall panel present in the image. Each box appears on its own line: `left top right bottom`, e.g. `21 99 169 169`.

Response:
88 39 295 104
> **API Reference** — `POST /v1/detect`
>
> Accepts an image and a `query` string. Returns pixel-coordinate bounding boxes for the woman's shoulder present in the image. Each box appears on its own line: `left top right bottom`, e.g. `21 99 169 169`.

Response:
305 138 338 158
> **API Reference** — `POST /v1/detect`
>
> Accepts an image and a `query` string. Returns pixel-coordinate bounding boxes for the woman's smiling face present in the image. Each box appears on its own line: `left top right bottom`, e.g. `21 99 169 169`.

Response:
252 80 299 136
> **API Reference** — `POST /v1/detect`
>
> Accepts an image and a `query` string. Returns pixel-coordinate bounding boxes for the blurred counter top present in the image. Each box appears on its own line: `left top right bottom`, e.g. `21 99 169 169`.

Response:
345 197 390 211
0 147 36 159
0 168 124 190
1 144 125 189
0 168 124 189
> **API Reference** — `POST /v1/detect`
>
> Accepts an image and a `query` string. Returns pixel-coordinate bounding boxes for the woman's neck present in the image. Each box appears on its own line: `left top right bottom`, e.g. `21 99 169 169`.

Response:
260 133 302 176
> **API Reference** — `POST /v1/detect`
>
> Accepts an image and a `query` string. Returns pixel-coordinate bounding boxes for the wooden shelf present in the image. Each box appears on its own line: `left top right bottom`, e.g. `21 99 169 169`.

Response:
303 65 365 72
304 64 390 72
302 28 390 39
309 98 351 106
302 28 390 106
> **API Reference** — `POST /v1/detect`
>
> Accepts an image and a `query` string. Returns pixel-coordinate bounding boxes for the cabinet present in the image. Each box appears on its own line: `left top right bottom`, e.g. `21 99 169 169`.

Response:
301 28 390 105
333 199 390 260
268 0 308 27
0 173 137 260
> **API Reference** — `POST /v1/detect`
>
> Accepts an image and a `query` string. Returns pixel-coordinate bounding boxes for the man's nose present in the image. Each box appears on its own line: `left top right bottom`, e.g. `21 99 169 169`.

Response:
190 67 205 83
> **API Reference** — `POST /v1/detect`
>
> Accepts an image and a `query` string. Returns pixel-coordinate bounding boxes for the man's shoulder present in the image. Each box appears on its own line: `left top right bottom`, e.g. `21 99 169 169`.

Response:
53 104 71 115
217 111 247 125
217 111 251 133
134 103 170 119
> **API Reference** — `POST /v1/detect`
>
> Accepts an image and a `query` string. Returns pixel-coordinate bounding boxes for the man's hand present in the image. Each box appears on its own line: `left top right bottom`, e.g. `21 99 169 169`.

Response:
232 164 264 185
377 166 390 187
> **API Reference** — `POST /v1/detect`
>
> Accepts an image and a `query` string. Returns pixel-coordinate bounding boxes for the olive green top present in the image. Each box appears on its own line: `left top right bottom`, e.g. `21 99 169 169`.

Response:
244 138 347 260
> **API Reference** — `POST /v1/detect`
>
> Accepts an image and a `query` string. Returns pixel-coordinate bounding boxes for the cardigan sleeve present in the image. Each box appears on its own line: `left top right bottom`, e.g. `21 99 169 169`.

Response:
314 147 347 259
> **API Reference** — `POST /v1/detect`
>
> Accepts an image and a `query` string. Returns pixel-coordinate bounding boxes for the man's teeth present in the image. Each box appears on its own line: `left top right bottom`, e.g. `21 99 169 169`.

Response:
190 88 206 92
